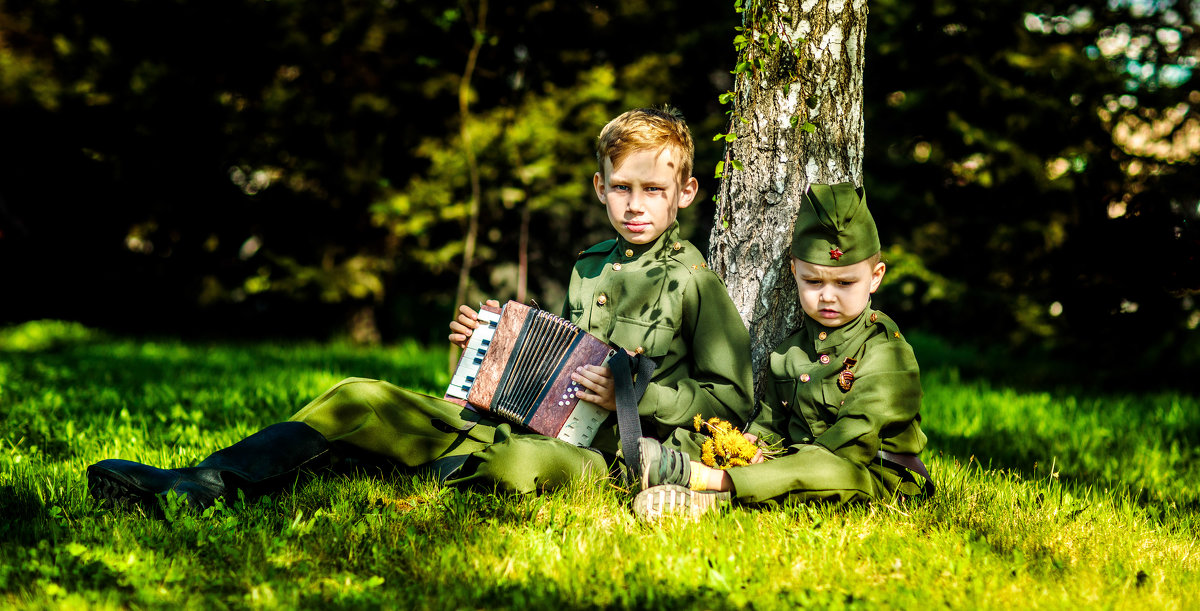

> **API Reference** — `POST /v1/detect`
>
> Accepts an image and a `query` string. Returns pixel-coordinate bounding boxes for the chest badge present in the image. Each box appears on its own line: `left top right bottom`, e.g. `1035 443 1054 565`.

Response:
837 357 858 392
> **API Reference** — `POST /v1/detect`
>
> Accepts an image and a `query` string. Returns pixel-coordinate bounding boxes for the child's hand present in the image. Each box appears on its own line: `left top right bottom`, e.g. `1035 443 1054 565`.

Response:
743 432 766 464
572 365 617 412
448 299 500 349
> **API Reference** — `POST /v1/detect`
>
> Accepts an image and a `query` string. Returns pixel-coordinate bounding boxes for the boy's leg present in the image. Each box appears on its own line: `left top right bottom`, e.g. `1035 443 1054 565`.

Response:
724 444 883 506
89 378 494 509
288 377 498 466
446 424 610 494
88 421 331 509
632 439 888 519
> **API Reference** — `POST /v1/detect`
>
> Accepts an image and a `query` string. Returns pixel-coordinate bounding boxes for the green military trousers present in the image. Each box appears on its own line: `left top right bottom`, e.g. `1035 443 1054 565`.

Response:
287 378 610 493
724 444 914 506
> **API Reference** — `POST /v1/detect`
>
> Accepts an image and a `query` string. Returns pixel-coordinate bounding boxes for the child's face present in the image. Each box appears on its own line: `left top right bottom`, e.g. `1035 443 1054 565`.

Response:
791 257 886 328
593 147 698 245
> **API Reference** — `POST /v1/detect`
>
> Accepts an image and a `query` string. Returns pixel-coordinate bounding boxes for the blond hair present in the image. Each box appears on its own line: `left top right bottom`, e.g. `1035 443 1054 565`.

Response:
595 107 694 185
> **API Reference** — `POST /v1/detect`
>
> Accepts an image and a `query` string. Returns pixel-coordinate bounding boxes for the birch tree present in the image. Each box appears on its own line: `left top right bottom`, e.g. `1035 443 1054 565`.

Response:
709 0 868 386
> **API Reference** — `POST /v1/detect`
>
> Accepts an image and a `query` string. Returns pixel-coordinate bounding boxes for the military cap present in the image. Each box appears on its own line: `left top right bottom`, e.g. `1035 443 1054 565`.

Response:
790 182 879 266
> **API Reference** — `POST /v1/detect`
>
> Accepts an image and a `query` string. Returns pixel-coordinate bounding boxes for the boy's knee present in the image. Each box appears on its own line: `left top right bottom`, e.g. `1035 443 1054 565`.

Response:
463 435 599 494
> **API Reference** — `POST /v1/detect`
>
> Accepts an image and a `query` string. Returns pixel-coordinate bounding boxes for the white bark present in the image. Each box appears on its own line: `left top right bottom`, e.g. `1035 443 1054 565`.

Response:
709 0 867 393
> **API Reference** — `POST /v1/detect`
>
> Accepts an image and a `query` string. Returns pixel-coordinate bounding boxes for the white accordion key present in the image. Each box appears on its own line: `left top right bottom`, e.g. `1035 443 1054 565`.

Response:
445 308 501 400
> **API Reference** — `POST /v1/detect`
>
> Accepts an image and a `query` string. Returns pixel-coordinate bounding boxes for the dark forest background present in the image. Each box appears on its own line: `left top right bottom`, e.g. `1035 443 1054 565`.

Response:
1 0 1197 382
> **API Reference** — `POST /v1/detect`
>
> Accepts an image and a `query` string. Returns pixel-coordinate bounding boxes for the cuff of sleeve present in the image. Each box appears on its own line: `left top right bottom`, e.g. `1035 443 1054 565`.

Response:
637 384 662 419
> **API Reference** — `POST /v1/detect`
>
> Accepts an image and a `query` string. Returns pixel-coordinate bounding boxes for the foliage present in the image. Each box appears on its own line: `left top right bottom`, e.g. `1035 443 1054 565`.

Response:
0 319 103 352
0 0 738 342
369 62 667 310
865 0 1199 373
1 328 1198 608
2 0 1198 374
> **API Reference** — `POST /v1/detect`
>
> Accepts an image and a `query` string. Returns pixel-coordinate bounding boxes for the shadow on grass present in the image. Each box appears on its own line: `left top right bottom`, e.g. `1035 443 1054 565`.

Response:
1 339 450 456
908 331 1200 395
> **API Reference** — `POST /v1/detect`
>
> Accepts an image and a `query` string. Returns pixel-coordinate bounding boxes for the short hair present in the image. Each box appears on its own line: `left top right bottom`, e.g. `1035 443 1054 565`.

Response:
596 107 694 185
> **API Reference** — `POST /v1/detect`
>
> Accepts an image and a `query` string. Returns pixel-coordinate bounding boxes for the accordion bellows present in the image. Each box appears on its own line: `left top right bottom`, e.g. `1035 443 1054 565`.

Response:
445 301 616 446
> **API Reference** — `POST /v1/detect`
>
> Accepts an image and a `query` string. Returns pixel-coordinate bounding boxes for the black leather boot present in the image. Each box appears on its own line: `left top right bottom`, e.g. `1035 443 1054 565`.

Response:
87 421 331 510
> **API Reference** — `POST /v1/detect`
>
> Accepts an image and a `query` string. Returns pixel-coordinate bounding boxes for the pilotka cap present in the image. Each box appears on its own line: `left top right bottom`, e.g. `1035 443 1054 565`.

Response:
790 182 880 267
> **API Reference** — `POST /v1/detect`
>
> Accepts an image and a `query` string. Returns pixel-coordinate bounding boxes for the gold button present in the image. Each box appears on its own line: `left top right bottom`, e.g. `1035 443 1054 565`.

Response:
613 263 622 271
672 242 682 251
624 248 633 257
819 355 831 365
635 346 645 354
870 313 878 323
597 293 607 306
800 374 811 383
818 332 827 341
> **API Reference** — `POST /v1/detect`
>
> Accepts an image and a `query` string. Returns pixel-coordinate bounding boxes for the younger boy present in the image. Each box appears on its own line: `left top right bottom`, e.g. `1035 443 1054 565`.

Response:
86 108 754 508
633 182 931 519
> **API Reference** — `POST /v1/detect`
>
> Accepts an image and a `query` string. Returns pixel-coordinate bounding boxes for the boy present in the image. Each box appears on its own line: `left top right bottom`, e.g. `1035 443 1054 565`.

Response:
86 107 754 508
633 182 931 519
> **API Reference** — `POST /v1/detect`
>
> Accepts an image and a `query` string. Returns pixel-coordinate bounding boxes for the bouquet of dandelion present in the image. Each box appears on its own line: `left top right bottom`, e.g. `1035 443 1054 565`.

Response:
692 415 781 469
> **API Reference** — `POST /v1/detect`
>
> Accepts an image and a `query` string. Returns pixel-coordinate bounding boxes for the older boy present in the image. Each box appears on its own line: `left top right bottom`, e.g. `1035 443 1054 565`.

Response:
633 182 931 519
86 108 754 507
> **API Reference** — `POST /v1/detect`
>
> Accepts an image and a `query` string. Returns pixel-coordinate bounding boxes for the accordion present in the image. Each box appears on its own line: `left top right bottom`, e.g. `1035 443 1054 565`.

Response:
445 301 617 447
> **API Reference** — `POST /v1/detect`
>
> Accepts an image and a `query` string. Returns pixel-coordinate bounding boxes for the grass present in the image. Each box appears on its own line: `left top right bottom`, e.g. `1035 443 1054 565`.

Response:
1 320 1197 609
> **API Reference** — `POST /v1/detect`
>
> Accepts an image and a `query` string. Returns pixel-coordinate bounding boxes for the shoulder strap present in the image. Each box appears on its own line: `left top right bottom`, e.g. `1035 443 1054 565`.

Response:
878 450 936 496
608 351 657 483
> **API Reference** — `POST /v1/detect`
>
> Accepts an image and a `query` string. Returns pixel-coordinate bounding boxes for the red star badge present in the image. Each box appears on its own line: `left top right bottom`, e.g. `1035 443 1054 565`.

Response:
829 246 844 261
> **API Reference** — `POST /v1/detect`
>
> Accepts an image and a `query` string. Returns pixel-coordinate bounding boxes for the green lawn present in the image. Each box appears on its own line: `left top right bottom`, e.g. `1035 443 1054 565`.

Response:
1 321 1197 609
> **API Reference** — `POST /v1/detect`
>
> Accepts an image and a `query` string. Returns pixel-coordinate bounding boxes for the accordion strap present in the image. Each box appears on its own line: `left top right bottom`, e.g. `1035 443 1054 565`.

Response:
609 350 657 484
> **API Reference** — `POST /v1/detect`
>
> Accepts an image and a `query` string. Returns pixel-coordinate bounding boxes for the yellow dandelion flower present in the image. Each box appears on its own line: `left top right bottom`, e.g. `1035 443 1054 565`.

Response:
693 417 760 469
701 440 717 468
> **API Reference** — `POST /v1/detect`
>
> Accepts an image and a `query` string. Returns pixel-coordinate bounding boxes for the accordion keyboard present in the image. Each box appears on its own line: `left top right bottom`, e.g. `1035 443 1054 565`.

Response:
445 307 503 401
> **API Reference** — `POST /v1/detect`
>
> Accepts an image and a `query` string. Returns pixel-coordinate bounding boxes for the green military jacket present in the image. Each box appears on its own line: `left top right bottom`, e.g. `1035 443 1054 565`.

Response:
750 304 926 469
564 222 754 451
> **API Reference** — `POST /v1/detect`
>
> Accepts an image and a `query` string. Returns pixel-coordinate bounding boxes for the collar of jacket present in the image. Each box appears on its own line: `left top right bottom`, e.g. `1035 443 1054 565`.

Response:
615 221 681 261
801 301 876 354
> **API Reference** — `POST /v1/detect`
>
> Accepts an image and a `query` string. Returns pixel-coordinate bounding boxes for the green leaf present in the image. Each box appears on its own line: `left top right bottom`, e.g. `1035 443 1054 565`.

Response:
725 133 738 142
731 159 745 171
790 115 800 128
714 160 725 178
801 122 816 133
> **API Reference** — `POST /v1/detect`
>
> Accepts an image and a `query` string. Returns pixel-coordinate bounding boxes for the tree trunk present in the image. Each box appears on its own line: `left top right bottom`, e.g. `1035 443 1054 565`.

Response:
708 0 868 394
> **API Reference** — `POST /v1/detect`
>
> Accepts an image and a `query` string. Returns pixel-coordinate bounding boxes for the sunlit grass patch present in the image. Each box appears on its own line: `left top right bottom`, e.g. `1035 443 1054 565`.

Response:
1 328 1197 609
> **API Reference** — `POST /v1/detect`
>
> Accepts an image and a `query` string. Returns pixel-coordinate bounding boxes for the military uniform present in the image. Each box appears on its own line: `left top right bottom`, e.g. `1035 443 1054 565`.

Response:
728 182 927 504
734 305 926 504
288 221 754 493
632 182 931 520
